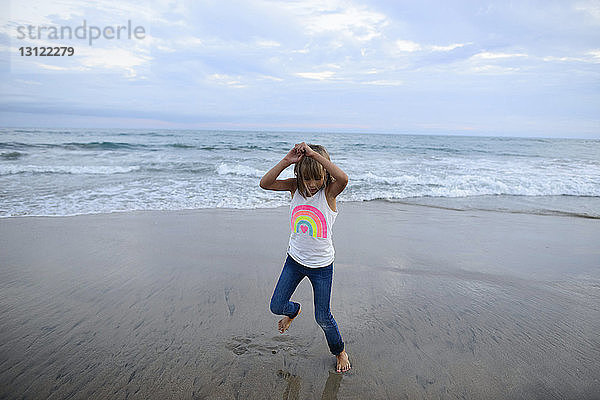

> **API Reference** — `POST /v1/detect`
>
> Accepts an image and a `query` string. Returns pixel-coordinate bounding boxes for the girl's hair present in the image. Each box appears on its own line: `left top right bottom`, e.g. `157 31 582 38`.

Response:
294 144 333 199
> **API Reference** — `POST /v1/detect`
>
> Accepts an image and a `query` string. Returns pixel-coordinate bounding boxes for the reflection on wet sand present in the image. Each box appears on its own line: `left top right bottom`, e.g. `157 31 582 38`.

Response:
277 369 343 400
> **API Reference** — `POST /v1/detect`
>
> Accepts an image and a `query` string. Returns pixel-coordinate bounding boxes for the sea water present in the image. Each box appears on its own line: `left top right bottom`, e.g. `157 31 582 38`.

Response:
1 128 599 218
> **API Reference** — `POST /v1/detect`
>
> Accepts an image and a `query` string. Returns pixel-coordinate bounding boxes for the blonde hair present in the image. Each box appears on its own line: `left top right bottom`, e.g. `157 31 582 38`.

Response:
294 144 333 199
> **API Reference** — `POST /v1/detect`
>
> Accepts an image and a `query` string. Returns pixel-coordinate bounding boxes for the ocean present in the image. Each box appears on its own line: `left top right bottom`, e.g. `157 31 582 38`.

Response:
1 128 599 218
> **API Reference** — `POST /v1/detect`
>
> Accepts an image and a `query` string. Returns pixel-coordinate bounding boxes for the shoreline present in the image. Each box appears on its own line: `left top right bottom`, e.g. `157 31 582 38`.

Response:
1 201 599 398
2 194 599 220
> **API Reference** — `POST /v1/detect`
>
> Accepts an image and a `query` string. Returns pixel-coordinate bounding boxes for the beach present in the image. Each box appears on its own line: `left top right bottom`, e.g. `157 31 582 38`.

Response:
1 201 599 399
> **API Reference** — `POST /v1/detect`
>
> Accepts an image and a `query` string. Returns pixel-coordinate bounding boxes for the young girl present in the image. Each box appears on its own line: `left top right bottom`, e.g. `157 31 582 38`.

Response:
259 142 351 373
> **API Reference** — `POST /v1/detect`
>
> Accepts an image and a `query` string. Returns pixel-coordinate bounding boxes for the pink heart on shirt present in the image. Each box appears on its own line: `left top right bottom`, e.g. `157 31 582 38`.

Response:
301 226 308 233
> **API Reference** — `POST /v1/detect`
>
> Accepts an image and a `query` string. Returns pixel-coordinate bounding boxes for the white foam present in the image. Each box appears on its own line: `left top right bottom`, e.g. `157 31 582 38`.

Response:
0 165 141 175
216 163 264 178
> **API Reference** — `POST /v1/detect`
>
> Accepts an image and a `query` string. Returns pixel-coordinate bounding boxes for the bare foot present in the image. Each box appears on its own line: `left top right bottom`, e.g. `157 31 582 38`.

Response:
336 350 351 373
278 306 301 334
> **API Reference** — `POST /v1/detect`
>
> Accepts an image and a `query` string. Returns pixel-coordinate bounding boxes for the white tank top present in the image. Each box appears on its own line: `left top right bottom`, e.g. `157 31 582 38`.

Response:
287 187 338 268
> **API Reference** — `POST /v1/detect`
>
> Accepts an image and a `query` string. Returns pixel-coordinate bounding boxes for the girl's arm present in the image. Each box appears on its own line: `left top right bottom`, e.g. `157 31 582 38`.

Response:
298 142 348 198
259 147 303 194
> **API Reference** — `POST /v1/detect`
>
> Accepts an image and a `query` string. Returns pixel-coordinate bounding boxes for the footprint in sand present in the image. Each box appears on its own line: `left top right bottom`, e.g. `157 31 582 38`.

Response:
227 335 282 356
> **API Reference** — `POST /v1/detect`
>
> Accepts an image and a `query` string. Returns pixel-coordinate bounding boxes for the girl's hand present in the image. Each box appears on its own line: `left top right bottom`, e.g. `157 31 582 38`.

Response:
296 142 317 158
283 146 304 165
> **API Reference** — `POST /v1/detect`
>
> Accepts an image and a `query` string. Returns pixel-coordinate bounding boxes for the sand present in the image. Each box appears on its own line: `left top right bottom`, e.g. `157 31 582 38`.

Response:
0 201 599 399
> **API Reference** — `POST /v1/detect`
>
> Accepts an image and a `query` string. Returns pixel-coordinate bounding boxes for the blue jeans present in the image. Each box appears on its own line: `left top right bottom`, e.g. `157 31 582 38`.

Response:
270 254 345 356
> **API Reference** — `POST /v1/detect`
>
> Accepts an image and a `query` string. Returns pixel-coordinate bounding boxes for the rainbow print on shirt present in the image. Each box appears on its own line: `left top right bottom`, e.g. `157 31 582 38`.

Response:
291 205 328 238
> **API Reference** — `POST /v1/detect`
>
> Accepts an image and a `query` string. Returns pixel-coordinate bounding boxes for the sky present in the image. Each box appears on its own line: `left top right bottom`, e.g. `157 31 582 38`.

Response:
0 0 599 138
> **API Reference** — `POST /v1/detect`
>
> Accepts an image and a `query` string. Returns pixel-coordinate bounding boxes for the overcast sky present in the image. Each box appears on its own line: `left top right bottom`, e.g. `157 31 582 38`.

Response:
0 0 599 138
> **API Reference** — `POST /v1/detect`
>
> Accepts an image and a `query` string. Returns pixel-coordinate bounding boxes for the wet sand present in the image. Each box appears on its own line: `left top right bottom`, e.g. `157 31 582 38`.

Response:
0 201 599 399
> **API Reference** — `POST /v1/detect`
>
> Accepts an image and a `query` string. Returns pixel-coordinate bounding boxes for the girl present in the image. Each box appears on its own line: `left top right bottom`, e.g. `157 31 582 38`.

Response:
259 142 351 373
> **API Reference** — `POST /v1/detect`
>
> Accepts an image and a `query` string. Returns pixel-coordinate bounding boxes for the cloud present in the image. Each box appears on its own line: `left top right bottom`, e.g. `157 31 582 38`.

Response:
469 65 520 74
391 40 473 57
586 49 600 60
255 39 281 48
276 0 389 43
430 42 471 52
361 79 403 86
35 63 83 71
539 49 600 64
295 71 336 80
291 47 310 54
14 79 42 85
472 51 528 60
2 0 180 33
395 39 421 52
207 73 247 88
78 47 152 77
258 74 283 82
145 35 203 53
574 1 600 21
